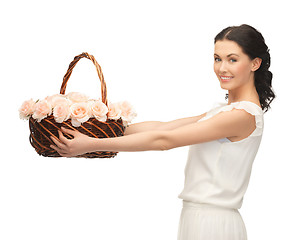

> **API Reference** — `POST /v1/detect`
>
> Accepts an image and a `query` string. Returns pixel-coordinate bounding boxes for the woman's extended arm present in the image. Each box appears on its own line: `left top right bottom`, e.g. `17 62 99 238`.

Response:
50 109 255 157
124 113 206 135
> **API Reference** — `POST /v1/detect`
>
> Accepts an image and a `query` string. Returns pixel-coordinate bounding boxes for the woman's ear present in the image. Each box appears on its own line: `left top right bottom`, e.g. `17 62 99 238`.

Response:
251 57 262 72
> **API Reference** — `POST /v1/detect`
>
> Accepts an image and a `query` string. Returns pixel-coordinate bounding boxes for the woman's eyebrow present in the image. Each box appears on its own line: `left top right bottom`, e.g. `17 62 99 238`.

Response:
227 53 239 57
214 53 240 57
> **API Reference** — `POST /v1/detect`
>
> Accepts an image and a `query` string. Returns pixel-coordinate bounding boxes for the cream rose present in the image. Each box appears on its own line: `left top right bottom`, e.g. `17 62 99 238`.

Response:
66 92 89 103
108 102 122 120
119 101 137 125
53 101 71 123
70 102 91 127
90 100 108 122
32 99 52 122
19 99 36 120
45 94 71 108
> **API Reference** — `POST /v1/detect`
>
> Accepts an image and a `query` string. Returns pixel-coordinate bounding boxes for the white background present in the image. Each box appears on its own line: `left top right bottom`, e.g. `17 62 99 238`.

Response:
1 0 303 239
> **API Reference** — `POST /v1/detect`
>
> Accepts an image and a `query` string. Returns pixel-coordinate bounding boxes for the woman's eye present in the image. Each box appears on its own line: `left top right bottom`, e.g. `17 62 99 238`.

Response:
230 58 237 63
214 57 221 62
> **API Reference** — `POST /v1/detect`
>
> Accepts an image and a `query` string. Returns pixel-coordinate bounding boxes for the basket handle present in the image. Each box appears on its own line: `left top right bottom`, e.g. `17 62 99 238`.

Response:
60 52 108 106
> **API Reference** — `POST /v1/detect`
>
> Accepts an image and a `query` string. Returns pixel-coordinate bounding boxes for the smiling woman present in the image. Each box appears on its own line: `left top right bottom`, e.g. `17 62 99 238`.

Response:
50 24 275 240
214 24 275 112
213 40 262 104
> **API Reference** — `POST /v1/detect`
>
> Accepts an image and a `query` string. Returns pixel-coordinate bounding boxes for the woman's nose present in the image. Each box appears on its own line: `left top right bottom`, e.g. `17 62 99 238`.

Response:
219 61 227 73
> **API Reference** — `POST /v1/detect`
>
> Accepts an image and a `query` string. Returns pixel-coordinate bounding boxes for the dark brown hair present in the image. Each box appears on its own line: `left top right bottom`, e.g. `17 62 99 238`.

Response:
215 24 275 112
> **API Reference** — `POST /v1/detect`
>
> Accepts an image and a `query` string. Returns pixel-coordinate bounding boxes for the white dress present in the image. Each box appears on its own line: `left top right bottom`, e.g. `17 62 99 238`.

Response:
177 101 264 240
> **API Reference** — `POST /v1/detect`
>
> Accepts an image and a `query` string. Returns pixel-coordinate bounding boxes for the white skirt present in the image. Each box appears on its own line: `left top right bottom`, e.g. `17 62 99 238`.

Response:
177 201 247 240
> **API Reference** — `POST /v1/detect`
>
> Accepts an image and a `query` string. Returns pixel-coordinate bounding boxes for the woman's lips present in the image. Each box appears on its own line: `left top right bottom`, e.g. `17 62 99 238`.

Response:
220 76 233 82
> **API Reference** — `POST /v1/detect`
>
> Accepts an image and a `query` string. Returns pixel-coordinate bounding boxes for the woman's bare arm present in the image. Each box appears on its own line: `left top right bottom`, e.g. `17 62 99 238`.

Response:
50 109 254 157
124 113 207 135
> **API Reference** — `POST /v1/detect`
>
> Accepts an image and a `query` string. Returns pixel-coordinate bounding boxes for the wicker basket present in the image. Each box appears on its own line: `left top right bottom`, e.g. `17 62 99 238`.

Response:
29 52 125 158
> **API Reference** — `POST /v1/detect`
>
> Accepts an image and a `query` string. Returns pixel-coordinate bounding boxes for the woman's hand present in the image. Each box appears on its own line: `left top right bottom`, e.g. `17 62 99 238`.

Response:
50 127 95 157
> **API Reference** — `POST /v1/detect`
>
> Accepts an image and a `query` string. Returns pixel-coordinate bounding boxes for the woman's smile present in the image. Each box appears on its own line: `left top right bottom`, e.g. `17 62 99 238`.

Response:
220 75 234 82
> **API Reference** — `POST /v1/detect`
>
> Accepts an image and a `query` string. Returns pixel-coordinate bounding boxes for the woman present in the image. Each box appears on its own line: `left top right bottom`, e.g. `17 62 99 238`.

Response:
51 24 275 240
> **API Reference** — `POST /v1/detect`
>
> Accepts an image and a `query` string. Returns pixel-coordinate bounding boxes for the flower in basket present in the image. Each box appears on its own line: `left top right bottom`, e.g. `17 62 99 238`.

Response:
45 94 72 108
19 99 36 120
108 102 122 120
89 100 108 122
53 100 71 123
119 101 137 126
32 99 52 122
66 92 89 103
70 102 91 127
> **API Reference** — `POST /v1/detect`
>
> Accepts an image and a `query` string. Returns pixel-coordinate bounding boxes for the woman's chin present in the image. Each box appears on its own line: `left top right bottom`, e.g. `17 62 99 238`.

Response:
219 84 231 90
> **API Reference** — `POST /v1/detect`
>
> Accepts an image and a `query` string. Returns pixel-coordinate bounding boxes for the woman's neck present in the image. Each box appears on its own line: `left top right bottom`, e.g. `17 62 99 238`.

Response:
227 83 260 106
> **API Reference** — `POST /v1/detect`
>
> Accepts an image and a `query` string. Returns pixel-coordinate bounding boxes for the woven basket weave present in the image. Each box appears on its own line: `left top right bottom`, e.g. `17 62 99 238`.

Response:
29 52 125 158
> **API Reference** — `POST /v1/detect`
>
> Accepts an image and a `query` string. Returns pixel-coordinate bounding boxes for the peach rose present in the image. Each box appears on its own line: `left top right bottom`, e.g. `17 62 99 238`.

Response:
53 102 71 123
108 102 122 120
19 99 36 120
70 102 90 127
66 92 89 103
45 94 71 108
119 101 137 125
32 99 52 122
90 100 108 122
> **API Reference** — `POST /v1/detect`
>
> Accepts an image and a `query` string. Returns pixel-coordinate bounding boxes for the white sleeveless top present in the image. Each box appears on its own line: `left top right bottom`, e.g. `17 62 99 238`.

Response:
178 101 264 209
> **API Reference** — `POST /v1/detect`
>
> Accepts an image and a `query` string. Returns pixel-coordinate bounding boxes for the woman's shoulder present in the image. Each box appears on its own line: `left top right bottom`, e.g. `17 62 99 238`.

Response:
210 101 263 116
228 101 263 115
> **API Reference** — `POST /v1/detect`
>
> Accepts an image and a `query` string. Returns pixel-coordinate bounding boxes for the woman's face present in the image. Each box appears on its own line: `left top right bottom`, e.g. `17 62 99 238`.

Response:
213 40 258 92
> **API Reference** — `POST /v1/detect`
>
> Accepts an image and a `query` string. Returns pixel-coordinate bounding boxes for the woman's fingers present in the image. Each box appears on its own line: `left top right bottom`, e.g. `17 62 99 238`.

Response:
61 127 78 137
58 130 70 144
50 132 70 155
50 135 66 149
50 135 68 156
50 143 64 154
